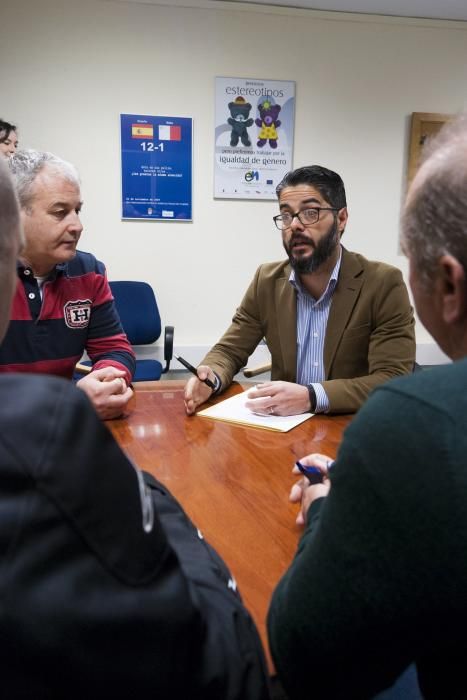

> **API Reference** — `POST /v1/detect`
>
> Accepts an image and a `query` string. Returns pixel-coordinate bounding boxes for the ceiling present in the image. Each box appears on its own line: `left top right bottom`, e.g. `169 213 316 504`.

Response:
220 0 467 22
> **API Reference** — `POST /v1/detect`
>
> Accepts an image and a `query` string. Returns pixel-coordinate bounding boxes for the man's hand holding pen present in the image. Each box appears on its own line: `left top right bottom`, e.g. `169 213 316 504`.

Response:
183 364 218 415
290 453 333 526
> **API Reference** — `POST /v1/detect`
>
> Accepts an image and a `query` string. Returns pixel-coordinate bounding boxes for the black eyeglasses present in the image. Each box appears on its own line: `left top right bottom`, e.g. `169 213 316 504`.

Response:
273 207 338 230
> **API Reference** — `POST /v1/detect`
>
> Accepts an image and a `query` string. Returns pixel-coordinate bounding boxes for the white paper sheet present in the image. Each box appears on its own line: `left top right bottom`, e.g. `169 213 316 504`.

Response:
197 390 313 432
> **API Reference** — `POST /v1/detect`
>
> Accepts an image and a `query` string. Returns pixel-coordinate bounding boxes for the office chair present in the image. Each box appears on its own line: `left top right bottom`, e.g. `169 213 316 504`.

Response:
243 338 271 379
243 361 272 378
75 281 174 382
110 280 174 381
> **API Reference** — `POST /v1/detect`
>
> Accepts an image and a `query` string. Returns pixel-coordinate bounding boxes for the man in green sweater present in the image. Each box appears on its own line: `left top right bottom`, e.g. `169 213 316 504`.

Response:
268 112 467 699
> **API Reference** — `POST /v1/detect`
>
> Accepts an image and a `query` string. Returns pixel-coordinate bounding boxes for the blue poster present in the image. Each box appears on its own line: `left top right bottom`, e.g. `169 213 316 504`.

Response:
120 113 192 220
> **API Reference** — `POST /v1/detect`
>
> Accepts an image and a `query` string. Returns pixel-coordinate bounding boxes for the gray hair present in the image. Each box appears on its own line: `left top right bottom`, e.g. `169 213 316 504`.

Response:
8 149 80 211
401 112 467 289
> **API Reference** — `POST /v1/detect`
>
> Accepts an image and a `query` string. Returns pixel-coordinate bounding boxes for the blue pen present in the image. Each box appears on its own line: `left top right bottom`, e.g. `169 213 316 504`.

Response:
296 460 334 484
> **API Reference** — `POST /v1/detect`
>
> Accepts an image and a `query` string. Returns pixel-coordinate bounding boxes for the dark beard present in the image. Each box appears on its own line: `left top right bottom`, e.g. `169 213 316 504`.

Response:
283 218 339 274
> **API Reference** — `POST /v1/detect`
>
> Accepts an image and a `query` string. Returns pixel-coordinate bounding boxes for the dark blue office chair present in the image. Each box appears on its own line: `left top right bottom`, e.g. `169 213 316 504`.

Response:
75 281 174 382
110 280 174 381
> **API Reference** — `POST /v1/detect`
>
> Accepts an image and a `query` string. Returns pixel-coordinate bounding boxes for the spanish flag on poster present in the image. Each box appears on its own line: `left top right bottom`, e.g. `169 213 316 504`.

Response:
159 125 181 141
132 124 154 139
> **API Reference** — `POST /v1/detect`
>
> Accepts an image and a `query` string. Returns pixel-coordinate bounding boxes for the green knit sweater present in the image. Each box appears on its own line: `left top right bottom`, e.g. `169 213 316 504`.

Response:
268 359 467 699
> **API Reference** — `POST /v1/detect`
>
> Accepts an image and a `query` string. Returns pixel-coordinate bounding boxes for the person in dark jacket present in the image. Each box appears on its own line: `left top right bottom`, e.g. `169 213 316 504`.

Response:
0 157 270 699
268 113 467 699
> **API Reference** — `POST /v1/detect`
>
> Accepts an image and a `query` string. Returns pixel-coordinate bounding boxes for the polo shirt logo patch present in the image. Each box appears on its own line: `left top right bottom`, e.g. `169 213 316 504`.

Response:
64 300 92 328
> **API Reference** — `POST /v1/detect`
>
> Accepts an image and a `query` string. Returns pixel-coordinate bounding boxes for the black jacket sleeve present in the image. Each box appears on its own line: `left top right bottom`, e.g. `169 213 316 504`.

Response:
0 374 269 699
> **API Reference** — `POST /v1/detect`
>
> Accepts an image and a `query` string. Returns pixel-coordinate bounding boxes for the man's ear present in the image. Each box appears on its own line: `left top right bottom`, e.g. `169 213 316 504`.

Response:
337 206 348 234
438 254 467 324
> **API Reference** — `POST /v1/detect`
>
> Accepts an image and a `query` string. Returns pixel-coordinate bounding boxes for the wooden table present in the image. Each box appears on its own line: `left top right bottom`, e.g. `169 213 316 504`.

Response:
109 380 352 669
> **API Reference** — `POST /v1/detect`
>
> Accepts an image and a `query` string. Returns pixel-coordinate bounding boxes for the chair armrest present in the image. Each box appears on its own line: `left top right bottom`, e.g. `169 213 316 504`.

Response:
75 361 92 375
243 362 272 378
162 325 174 373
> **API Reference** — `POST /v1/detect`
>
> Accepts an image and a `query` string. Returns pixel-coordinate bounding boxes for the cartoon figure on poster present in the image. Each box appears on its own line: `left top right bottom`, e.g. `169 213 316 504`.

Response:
227 96 254 147
255 98 282 149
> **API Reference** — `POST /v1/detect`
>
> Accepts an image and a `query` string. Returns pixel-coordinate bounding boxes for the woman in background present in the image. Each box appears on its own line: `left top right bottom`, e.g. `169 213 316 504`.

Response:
0 119 18 158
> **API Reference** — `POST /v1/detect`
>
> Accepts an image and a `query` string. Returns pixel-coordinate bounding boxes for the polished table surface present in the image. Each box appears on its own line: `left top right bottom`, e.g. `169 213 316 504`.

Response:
109 380 353 669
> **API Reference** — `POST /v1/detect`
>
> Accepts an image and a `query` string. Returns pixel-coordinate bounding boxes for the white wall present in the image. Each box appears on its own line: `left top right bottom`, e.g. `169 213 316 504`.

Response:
2 0 464 365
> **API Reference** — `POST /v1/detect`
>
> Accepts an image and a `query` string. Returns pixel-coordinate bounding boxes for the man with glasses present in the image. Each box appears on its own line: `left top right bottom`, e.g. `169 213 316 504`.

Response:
184 165 415 416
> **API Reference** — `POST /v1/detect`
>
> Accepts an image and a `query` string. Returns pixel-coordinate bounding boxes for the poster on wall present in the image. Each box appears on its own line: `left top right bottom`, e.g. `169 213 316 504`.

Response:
214 77 295 200
120 113 193 220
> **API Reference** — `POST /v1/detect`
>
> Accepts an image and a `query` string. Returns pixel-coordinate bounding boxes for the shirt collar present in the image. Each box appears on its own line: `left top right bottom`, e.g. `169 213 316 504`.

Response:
16 260 64 281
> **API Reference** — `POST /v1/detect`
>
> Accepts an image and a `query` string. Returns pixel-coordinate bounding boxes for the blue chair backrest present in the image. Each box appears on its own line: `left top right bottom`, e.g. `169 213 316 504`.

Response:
109 281 161 346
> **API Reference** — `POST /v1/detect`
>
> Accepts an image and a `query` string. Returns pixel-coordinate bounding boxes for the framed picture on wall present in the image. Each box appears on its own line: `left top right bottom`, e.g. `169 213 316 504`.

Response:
407 112 453 185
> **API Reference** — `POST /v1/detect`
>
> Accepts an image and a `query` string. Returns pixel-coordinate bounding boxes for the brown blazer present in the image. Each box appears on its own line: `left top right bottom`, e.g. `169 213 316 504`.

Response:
203 248 416 413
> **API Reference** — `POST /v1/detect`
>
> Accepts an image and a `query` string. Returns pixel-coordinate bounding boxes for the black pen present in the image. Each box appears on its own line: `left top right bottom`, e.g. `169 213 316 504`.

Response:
176 355 216 390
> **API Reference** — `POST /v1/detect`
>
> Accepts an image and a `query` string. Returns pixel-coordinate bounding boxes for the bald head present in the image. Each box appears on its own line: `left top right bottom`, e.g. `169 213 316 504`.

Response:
0 158 22 343
402 112 467 289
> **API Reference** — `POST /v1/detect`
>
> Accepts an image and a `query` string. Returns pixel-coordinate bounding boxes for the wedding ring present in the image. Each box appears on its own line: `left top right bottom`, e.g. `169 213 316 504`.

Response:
269 406 275 415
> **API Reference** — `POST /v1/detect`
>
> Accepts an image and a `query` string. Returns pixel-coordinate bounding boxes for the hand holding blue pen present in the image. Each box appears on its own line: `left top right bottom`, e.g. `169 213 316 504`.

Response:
296 459 334 484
